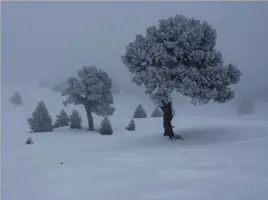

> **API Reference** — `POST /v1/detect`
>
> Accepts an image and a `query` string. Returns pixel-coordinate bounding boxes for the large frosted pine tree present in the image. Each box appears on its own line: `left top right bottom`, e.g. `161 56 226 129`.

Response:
62 66 115 131
122 14 241 139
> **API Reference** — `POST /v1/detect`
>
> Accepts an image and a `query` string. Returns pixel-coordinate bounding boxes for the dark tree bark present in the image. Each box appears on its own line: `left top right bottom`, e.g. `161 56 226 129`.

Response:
160 102 174 139
85 105 94 131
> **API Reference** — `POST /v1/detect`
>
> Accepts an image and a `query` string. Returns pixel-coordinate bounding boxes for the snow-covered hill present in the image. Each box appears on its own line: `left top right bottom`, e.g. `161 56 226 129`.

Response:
2 84 268 200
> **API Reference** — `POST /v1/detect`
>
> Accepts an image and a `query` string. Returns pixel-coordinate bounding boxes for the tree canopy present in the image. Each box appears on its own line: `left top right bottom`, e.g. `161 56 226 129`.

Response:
122 14 241 107
62 66 115 116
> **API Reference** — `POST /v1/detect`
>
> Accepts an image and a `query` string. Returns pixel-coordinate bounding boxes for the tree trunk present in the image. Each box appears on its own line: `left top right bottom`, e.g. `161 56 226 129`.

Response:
160 102 174 139
85 105 94 131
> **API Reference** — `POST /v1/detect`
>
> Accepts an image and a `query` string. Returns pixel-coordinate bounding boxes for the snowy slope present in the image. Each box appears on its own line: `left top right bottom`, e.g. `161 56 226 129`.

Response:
2 84 268 200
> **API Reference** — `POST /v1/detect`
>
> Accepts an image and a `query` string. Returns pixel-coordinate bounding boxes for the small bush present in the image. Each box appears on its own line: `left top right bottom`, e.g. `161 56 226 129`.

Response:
27 101 53 132
126 118 135 131
133 104 147 118
69 109 82 129
9 92 22 106
99 116 113 135
53 109 70 128
151 107 163 118
25 136 34 145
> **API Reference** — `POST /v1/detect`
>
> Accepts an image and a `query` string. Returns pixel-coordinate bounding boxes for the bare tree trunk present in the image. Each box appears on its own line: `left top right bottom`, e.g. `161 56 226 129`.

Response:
160 102 174 139
85 105 94 131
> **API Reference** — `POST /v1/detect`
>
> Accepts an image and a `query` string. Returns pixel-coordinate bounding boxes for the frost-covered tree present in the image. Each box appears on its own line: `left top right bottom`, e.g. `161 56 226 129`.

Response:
122 14 241 139
99 116 113 135
62 66 115 131
53 109 70 128
69 109 82 129
133 104 147 118
9 92 22 106
126 118 135 131
27 101 53 132
151 107 163 118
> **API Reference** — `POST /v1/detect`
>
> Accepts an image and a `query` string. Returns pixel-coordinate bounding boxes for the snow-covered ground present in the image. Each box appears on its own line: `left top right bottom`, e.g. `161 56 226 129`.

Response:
2 84 268 200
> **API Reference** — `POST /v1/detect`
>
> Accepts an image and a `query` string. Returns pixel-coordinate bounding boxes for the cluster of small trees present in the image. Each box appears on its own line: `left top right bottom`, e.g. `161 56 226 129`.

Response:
125 105 164 131
133 104 174 118
27 100 114 135
26 100 166 135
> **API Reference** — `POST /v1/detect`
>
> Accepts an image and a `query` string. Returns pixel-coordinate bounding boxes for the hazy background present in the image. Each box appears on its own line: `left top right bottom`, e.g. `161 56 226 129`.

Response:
2 1 268 104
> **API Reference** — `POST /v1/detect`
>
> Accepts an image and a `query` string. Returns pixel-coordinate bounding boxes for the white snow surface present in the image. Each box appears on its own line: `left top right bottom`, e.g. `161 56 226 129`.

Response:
2 85 268 200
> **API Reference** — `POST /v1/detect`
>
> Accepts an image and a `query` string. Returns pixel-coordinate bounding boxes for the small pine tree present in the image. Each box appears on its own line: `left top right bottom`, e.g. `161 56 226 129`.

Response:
126 118 135 131
25 136 34 144
151 107 163 118
53 109 70 128
27 101 53 132
133 104 147 118
99 116 113 135
9 92 22 106
69 109 82 129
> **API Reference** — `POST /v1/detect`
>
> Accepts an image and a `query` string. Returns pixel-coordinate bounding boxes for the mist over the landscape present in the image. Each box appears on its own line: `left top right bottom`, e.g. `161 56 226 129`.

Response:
3 2 268 200
2 1 268 108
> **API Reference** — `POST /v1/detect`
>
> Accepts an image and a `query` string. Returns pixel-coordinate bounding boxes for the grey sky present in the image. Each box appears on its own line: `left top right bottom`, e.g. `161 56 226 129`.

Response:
2 1 268 95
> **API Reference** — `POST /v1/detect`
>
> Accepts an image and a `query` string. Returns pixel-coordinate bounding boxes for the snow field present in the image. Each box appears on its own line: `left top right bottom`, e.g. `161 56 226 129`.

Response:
2 85 268 200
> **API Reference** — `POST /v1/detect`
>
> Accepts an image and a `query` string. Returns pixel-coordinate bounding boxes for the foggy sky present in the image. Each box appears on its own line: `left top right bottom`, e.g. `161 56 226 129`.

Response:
2 1 268 96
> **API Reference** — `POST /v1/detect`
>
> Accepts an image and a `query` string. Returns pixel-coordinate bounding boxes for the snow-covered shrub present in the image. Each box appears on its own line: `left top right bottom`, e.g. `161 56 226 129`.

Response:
237 99 255 116
9 92 22 106
25 136 34 145
151 107 163 118
133 104 147 118
53 109 69 128
122 14 241 138
27 101 53 132
69 109 82 129
99 116 113 135
126 118 135 131
62 66 115 131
